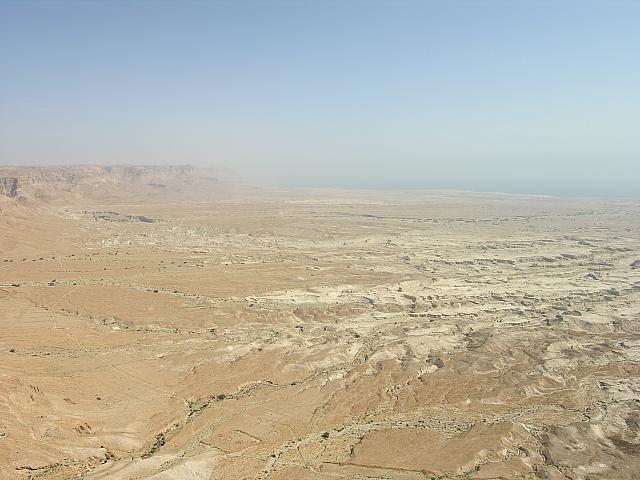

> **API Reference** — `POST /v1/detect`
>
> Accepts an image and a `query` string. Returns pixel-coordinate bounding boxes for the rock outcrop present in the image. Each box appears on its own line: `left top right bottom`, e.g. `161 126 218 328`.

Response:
0 165 233 204
0 176 18 198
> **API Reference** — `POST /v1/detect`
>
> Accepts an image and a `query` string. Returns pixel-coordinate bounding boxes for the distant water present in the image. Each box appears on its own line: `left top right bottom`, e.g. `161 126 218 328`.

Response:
279 178 639 199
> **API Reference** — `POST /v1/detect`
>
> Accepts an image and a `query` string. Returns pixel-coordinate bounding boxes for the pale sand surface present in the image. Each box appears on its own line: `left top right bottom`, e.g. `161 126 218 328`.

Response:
1 169 639 479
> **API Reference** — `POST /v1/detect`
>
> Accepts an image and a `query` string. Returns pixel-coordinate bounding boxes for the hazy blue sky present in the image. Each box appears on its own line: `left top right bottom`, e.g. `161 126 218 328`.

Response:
0 1 638 195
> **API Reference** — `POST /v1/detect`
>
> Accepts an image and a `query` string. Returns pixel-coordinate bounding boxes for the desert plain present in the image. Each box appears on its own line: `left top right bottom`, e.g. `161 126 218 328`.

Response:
0 166 639 480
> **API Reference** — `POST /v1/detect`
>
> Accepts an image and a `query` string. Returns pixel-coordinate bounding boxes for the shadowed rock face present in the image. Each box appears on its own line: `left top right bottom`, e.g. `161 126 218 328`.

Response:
0 174 639 480
0 177 18 198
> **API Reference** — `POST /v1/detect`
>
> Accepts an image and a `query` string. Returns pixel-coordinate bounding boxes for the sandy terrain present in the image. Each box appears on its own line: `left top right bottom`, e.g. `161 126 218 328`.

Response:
1 168 639 479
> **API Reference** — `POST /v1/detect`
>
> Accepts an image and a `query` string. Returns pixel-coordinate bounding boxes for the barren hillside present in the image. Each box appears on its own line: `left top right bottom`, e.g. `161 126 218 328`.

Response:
1 167 639 480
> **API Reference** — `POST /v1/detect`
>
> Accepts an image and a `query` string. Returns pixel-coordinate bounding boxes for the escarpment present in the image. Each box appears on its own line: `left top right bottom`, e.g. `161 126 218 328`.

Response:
0 165 236 204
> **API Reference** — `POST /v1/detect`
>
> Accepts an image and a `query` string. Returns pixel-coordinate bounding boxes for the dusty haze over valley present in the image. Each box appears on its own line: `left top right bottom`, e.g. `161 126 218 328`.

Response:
0 165 638 479
1 1 640 479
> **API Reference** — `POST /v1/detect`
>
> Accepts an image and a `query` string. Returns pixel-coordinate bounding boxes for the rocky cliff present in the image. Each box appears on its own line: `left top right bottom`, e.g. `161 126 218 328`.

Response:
0 176 18 198
0 165 232 204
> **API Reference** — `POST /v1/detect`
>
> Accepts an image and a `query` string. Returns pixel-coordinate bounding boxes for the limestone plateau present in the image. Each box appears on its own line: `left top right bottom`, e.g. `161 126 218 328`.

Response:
0 166 639 480
0 165 233 205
